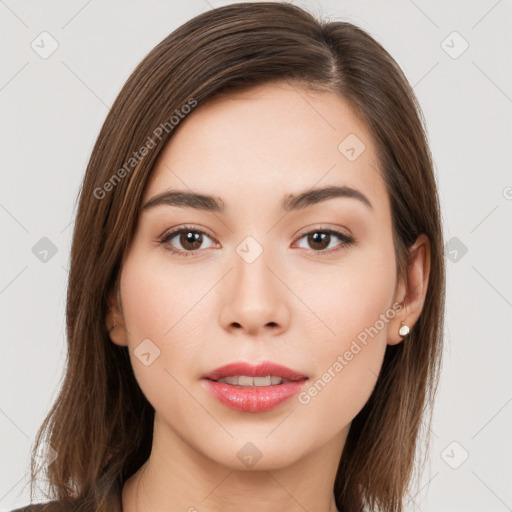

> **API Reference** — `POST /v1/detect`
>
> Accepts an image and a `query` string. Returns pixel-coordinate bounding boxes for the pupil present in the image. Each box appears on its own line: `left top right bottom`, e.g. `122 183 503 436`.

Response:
182 231 201 250
309 232 328 250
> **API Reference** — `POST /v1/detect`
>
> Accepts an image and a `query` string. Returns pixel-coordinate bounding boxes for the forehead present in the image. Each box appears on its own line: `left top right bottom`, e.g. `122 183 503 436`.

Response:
143 82 386 215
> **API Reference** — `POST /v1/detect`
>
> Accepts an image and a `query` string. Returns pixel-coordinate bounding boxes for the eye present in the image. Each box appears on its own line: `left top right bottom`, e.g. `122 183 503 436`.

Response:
158 225 355 258
293 228 355 255
158 226 217 257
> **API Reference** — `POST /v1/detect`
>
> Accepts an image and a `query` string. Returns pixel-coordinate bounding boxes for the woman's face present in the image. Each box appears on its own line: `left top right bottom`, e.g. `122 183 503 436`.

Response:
110 82 411 470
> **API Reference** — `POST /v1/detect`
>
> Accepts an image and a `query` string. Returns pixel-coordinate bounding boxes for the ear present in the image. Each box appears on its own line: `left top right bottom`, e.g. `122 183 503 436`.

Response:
388 234 431 345
105 287 129 347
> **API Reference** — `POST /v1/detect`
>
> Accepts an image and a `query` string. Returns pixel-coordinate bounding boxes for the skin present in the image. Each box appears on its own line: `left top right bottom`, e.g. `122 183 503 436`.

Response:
106 82 430 512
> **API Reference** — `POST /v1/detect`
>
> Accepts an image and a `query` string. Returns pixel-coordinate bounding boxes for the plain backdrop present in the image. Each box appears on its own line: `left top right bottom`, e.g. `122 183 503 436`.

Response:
1 1 511 511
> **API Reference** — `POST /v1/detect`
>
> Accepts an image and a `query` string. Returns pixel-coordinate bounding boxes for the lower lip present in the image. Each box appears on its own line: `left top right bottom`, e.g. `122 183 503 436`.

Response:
202 378 308 412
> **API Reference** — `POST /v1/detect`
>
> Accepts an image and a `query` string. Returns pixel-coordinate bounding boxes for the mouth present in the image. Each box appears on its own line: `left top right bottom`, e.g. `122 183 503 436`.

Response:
207 375 296 386
201 360 308 384
201 361 309 412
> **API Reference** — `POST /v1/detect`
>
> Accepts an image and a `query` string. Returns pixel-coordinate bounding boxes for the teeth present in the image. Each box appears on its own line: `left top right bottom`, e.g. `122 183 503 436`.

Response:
217 375 287 386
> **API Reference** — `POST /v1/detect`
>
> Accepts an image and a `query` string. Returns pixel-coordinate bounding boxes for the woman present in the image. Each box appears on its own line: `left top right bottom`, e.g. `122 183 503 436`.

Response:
14 2 445 511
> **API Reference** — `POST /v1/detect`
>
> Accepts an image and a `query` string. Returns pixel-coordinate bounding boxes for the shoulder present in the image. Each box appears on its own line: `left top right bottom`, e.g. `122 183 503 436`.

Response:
10 482 122 512
9 500 73 511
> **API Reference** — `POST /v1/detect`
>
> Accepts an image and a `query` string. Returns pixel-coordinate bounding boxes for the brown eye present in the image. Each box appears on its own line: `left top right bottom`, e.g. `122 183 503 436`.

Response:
307 232 330 250
295 228 355 255
159 226 216 256
178 230 203 251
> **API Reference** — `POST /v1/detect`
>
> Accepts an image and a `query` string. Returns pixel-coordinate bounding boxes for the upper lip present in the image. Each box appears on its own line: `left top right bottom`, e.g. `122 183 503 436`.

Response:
202 361 308 382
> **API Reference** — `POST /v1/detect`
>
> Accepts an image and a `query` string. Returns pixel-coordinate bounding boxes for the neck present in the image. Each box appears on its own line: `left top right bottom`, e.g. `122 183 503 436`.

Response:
122 413 347 512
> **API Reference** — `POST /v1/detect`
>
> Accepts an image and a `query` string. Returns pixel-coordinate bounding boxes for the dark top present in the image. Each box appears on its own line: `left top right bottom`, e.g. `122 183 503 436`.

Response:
10 506 54 512
10 504 67 512
10 483 123 511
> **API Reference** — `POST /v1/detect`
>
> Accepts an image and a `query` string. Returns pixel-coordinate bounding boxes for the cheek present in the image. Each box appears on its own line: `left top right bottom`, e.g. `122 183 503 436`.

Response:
293 337 387 450
119 248 212 382
289 241 396 429
290 240 397 348
120 249 206 341
119 254 209 425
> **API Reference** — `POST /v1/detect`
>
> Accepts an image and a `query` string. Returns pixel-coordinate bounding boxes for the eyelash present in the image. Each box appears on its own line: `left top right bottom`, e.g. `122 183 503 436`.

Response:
158 224 355 258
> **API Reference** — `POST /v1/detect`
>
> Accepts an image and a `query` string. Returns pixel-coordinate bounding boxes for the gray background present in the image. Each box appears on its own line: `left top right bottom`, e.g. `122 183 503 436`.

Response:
1 0 511 510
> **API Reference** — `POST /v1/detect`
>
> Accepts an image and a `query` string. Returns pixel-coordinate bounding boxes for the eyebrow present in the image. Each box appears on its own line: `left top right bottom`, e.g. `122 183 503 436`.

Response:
141 185 373 213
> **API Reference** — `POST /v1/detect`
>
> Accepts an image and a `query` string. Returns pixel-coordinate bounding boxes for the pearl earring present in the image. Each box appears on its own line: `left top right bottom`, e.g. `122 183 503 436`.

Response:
399 322 410 337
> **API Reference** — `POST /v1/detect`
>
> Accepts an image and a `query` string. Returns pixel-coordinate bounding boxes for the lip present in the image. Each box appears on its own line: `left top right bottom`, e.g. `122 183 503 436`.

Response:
201 361 308 382
202 379 307 412
201 361 308 413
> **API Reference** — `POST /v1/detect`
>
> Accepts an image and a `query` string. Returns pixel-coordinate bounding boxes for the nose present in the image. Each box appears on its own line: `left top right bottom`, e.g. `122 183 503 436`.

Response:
219 246 291 337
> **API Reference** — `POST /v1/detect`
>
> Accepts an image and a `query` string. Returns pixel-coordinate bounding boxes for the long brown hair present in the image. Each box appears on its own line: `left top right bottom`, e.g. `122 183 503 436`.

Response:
27 3 445 511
